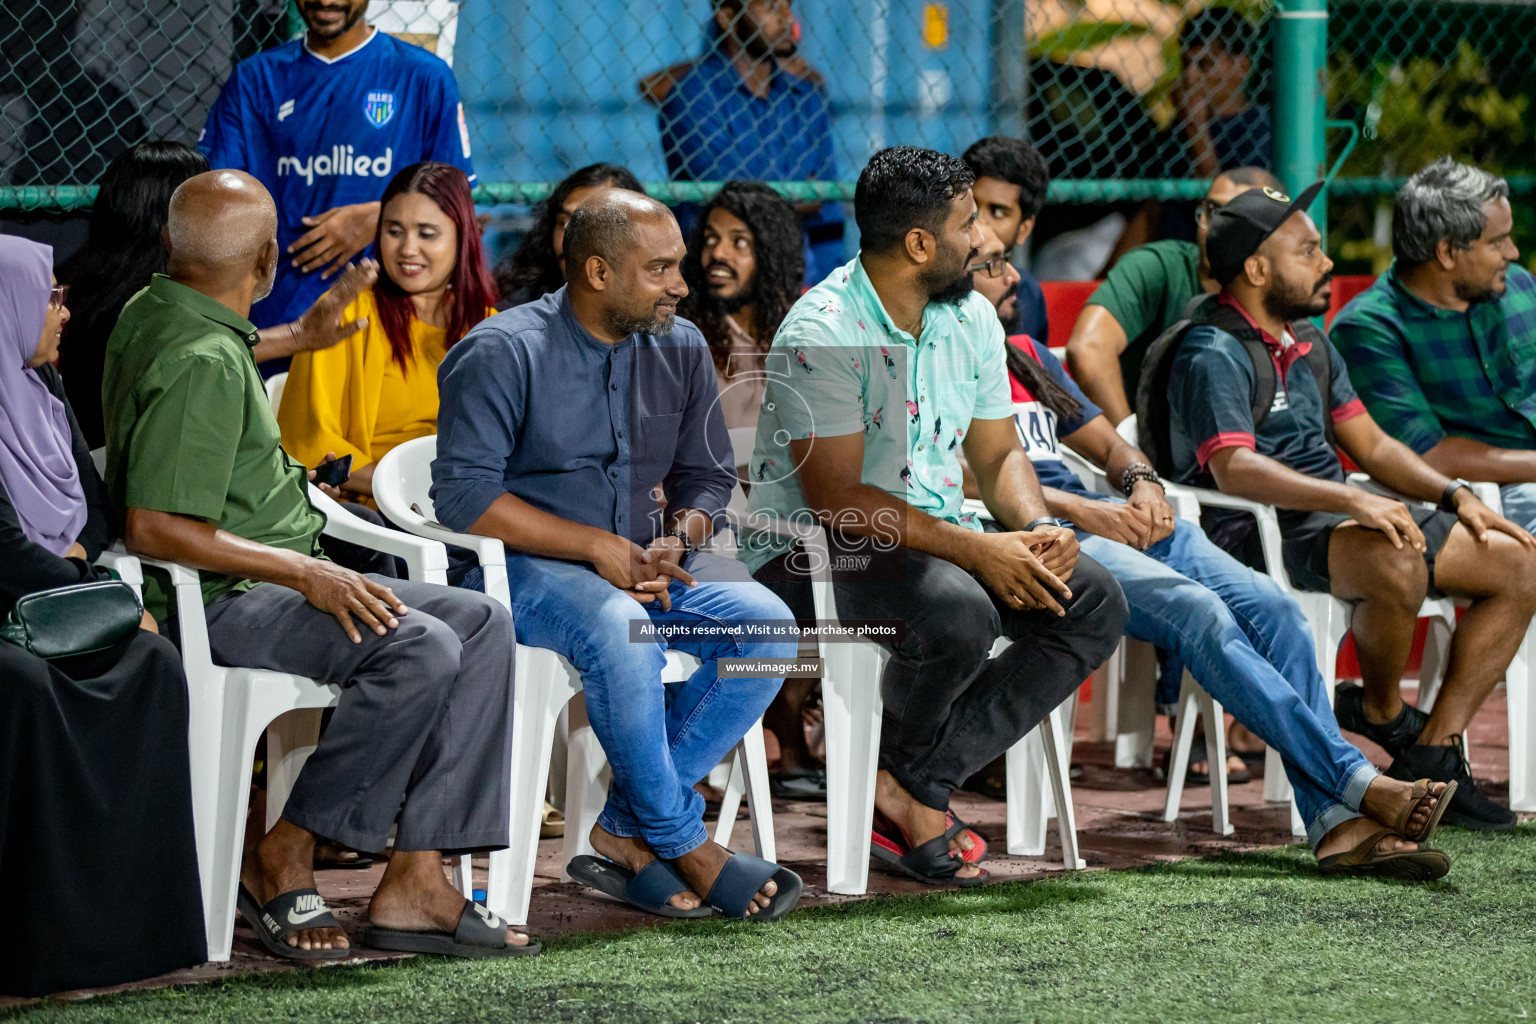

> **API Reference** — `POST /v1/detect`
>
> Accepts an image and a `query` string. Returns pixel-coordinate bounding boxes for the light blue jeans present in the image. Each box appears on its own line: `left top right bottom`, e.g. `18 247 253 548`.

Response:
1499 482 1536 534
1079 518 1379 848
503 550 795 859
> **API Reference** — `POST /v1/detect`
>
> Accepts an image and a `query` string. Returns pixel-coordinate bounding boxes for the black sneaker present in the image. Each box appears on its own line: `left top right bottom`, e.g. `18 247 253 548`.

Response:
1386 737 1516 831
1334 683 1429 759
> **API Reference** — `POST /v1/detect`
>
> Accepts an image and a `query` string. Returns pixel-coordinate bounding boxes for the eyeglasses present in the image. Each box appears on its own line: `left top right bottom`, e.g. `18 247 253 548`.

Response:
1195 198 1223 223
48 285 68 310
968 253 1012 279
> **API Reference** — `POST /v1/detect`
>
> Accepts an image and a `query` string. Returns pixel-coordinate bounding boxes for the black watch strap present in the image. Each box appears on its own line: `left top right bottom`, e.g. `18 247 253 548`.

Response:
1440 479 1472 513
664 526 697 554
1023 516 1068 533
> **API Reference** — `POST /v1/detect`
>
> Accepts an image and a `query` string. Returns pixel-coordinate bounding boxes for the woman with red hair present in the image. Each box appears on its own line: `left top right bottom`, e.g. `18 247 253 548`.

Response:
279 161 496 499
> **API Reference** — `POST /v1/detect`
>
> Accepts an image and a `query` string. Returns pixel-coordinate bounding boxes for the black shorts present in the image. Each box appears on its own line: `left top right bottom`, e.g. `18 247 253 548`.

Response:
1280 505 1457 596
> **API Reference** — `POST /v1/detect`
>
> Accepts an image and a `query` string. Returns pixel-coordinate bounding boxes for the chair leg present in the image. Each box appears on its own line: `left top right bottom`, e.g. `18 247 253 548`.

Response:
1039 697 1086 869
716 720 776 861
1163 681 1201 824
1508 632 1536 812
714 748 746 850
1113 640 1157 769
264 709 323 832
823 641 884 895
1006 727 1049 857
1198 683 1234 837
203 675 274 963
485 650 568 926
561 693 610 875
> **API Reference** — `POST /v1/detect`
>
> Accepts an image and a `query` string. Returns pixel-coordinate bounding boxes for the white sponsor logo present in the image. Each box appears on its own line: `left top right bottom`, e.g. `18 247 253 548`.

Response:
1269 387 1290 414
286 892 330 925
278 98 295 122
276 146 393 186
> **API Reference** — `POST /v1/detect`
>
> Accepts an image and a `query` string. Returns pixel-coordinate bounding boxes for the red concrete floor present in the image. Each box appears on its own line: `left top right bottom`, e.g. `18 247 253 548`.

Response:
5 685 1517 1008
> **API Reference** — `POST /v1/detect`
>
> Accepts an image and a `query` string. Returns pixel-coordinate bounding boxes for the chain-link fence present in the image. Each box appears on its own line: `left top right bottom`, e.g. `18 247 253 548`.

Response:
3 1 1534 260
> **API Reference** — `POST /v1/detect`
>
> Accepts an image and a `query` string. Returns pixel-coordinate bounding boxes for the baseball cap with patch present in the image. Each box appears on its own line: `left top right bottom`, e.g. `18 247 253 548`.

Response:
1206 180 1325 286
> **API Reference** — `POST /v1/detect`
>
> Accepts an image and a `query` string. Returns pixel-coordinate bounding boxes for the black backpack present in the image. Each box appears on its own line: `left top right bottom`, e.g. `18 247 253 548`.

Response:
1135 293 1333 488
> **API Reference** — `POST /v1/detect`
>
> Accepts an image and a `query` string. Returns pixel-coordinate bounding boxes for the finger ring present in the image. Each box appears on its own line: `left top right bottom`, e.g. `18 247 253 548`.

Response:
1162 516 1173 522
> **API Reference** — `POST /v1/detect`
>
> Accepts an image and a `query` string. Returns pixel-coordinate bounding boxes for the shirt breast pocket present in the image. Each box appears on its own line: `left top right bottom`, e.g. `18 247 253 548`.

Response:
638 411 684 482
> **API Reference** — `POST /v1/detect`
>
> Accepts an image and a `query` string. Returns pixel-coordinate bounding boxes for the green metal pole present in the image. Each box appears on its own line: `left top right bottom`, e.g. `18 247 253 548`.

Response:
1273 0 1329 241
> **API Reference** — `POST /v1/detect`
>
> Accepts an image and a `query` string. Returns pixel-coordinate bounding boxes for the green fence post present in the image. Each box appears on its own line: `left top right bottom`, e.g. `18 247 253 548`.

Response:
1273 0 1329 240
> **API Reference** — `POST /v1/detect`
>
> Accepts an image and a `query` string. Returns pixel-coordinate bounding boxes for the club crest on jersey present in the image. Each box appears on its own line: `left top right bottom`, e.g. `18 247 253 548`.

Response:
364 91 396 129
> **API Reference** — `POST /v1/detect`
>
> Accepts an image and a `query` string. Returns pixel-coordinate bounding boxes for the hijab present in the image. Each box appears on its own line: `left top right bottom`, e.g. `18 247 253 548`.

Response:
0 236 86 556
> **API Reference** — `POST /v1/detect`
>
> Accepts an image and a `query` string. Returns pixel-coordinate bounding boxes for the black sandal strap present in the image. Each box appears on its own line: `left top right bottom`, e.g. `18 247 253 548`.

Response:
257 887 340 938
453 901 512 949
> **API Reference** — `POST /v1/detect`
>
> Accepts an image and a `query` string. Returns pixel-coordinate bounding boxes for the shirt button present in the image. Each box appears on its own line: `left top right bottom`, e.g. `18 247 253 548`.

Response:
917 445 924 451
611 383 618 391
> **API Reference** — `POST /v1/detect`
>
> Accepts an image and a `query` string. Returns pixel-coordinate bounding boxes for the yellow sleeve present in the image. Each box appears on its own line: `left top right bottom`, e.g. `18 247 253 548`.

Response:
277 295 373 469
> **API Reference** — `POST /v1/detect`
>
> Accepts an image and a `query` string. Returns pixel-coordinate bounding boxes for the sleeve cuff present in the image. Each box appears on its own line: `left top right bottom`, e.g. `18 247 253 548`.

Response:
433 480 507 534
1330 398 1367 424
1195 432 1256 469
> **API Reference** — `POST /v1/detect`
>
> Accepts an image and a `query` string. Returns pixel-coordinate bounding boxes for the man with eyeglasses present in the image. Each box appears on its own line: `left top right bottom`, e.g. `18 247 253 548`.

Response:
1065 168 1283 425
959 221 1457 878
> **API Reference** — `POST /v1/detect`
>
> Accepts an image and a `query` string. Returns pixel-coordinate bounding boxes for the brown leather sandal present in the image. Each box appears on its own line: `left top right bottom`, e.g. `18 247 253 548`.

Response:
1392 778 1457 843
1317 827 1450 881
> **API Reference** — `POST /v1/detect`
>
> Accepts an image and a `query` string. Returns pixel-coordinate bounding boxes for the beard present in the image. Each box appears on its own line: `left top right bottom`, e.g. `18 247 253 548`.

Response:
701 289 754 316
610 300 677 338
302 0 366 40
1455 270 1508 305
995 282 1020 332
924 240 978 307
1262 270 1332 323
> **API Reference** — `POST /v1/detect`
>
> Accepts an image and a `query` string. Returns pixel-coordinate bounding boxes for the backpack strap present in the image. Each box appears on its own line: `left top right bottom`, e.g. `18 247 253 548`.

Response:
1293 320 1336 447
1200 302 1279 431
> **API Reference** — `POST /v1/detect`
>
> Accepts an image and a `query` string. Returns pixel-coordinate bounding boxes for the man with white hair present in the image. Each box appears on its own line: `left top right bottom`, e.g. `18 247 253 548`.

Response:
1334 159 1536 532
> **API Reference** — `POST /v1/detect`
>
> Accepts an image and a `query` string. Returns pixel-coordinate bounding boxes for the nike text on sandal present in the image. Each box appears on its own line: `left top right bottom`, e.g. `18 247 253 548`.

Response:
236 884 351 961
871 819 990 888
701 853 804 921
363 901 542 959
566 855 713 918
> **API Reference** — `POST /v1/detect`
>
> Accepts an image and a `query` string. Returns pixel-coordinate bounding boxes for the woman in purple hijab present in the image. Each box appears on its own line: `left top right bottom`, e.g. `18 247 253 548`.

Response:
0 235 206 997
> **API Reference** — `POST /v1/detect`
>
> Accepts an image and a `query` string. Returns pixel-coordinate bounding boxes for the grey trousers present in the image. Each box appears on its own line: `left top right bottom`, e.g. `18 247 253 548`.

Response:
204 576 515 855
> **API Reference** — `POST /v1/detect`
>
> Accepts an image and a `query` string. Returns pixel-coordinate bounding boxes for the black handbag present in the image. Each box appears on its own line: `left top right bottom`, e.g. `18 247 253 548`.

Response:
0 579 144 661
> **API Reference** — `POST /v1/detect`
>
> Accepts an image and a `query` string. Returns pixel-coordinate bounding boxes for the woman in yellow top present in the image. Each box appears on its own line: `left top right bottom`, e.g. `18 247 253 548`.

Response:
279 161 497 498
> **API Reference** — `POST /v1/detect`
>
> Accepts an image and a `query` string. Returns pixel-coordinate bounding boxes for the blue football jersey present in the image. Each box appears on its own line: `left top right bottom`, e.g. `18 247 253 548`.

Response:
200 30 475 328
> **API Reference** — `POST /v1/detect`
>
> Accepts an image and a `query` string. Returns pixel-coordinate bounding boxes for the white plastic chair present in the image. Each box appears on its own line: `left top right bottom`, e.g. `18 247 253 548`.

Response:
92 447 451 961
372 435 774 926
264 371 287 417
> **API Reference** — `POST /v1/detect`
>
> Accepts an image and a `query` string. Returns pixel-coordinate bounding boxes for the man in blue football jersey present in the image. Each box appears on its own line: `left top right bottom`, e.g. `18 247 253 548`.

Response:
200 0 475 331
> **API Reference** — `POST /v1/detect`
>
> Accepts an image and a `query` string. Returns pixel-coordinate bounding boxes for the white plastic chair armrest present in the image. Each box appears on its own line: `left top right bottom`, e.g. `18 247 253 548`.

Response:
1162 482 1202 524
309 485 449 583
95 548 143 593
1181 484 1293 592
1471 481 1502 513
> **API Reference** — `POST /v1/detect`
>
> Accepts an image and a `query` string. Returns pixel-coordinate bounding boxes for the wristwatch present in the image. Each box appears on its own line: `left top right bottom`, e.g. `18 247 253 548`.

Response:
1440 478 1472 513
663 526 698 556
1023 516 1069 533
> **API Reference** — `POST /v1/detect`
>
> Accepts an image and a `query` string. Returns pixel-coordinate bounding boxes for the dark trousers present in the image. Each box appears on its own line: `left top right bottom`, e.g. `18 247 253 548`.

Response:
756 536 1127 810
204 577 515 854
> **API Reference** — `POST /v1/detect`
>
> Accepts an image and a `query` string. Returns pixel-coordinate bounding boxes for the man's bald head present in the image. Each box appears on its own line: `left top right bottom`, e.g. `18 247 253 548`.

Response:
561 188 675 279
167 170 279 274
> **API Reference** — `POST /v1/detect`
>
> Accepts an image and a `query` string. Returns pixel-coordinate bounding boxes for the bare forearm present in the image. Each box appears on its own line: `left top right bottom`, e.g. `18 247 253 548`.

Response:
1043 487 1096 522
976 448 1050 529
801 479 984 568
1210 448 1362 514
1353 436 1453 503
467 491 616 563
1422 436 1536 485
664 506 714 547
123 508 314 588
1065 330 1133 423
253 324 302 364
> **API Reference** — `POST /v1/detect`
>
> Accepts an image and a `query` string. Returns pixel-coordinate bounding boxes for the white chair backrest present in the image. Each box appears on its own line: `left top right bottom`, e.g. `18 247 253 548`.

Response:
1115 413 1137 447
728 426 757 470
372 434 439 528
265 372 288 416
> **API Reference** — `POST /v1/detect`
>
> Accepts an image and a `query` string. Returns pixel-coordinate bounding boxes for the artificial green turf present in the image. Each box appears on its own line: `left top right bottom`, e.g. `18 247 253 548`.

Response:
10 827 1536 1024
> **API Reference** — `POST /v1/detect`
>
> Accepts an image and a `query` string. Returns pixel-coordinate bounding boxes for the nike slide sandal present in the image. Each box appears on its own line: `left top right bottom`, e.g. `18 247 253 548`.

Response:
236 884 352 961
364 900 542 959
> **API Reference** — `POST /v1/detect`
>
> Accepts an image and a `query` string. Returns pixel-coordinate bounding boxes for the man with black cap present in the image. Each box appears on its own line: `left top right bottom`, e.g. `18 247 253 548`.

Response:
1158 181 1536 830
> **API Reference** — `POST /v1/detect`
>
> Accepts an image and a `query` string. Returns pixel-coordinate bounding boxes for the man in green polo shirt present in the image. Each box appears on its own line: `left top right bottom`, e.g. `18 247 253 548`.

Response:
746 146 1127 887
1064 166 1281 424
103 170 536 961
1334 159 1536 535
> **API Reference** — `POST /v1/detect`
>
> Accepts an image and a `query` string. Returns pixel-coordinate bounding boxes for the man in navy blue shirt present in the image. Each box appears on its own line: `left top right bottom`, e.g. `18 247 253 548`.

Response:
657 0 843 280
964 224 1453 877
962 136 1051 345
433 189 803 921
201 0 474 330
1168 183 1536 829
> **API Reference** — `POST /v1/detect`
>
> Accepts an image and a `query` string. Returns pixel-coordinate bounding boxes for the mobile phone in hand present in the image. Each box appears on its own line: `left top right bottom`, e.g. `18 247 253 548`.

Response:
312 454 353 488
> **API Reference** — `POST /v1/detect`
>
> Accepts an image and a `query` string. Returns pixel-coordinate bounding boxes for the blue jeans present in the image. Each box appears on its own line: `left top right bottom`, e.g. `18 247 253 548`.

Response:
1499 482 1536 534
1079 519 1379 848
504 550 795 859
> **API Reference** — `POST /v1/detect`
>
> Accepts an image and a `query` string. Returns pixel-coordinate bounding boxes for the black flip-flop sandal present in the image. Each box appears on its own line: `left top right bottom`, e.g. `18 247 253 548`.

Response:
874 810 988 865
236 884 352 961
364 900 542 958
871 820 990 888
567 855 713 918
701 853 803 921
